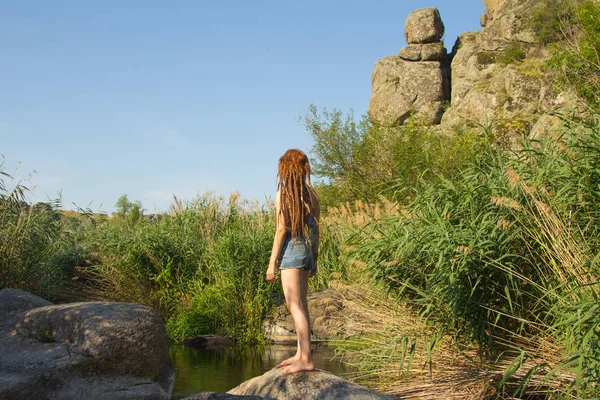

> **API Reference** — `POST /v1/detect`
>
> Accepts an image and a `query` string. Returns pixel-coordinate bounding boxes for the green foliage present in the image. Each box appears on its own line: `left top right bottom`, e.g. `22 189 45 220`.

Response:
548 1 600 110
113 194 143 224
305 106 487 208
497 41 527 65
0 171 63 291
346 115 600 396
530 0 578 44
36 327 54 343
476 51 498 66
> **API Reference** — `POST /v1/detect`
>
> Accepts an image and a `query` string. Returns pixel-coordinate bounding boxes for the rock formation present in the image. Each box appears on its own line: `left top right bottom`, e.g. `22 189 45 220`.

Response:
441 0 576 138
369 7 450 125
228 367 399 400
183 368 400 399
183 394 271 400
0 288 174 400
263 288 363 343
369 0 577 138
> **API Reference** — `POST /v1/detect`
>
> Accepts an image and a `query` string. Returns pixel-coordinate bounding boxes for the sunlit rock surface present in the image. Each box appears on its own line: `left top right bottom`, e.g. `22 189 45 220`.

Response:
0 288 174 400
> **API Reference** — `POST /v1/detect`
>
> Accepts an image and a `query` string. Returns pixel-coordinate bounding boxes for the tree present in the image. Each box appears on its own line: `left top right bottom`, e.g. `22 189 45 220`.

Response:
113 194 143 224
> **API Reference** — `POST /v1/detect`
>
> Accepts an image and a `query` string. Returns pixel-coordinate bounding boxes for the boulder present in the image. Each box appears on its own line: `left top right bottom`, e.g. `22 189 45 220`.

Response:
263 288 359 343
369 56 449 125
182 334 234 348
183 393 272 400
483 0 504 20
404 8 445 44
369 7 450 126
479 0 540 43
398 43 446 62
440 27 572 132
0 288 174 400
227 367 400 400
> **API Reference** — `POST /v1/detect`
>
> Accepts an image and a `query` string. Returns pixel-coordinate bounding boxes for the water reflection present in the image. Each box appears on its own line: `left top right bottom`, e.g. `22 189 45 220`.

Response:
170 343 354 399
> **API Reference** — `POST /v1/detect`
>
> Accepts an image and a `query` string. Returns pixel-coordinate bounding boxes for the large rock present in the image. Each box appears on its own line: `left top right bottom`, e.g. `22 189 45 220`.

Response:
369 56 449 125
483 0 504 20
479 0 539 43
404 8 444 44
398 43 446 62
369 7 450 126
263 288 362 343
440 29 571 132
264 289 338 343
227 367 400 400
0 288 174 400
183 394 271 400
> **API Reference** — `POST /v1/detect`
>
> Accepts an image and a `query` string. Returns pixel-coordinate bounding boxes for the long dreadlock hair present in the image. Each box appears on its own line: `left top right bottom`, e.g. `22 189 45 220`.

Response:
277 149 313 238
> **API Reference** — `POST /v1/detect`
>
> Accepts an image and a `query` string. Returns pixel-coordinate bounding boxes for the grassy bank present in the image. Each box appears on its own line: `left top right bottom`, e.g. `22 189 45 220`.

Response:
0 185 349 344
326 115 600 398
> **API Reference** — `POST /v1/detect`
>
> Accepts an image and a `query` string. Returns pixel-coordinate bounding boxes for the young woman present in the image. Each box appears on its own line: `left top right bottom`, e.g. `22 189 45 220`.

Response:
266 148 320 375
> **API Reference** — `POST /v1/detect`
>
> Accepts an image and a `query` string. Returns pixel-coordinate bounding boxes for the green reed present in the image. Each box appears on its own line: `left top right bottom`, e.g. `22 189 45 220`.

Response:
345 115 600 397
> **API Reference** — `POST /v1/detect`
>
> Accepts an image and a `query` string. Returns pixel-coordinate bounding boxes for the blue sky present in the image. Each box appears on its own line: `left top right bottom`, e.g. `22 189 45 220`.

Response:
1 0 484 213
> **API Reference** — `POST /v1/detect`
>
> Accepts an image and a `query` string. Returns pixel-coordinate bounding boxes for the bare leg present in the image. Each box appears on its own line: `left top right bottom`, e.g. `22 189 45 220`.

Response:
278 268 314 374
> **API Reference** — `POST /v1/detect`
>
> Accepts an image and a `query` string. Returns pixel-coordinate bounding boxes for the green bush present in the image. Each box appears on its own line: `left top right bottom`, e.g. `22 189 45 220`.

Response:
548 1 600 110
305 106 487 208
497 41 526 65
530 0 578 44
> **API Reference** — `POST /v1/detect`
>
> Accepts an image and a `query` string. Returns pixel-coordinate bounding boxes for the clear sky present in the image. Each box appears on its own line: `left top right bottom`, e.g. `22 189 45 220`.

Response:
1 0 485 213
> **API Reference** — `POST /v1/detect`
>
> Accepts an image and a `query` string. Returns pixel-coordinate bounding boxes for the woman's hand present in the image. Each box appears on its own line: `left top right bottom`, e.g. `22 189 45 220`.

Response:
309 261 318 278
266 265 276 282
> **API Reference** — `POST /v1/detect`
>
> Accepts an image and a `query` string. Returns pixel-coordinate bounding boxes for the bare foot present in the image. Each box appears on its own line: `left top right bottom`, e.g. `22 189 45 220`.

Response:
276 355 299 368
281 359 314 375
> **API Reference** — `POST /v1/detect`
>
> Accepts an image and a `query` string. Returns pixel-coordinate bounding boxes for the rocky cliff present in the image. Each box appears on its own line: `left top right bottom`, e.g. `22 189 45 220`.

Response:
369 0 577 138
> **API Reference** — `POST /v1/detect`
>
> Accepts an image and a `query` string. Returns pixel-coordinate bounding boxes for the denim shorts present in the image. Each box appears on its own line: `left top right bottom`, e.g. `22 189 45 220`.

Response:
277 236 314 272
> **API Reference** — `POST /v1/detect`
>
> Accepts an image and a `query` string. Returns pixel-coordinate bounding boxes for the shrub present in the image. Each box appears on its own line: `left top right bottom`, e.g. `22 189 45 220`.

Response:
547 0 600 110
497 41 527 65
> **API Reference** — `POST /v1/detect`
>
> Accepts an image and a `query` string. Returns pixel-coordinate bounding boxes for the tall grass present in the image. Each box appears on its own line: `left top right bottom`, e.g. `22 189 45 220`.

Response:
0 163 67 294
69 192 347 344
342 116 600 398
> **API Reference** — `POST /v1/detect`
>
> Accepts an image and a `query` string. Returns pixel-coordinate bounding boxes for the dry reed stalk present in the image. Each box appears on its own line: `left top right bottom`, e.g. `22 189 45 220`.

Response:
331 281 576 398
329 282 504 399
323 198 404 229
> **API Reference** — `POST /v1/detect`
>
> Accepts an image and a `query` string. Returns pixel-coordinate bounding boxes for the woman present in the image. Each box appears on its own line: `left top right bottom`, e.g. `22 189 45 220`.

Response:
266 148 320 375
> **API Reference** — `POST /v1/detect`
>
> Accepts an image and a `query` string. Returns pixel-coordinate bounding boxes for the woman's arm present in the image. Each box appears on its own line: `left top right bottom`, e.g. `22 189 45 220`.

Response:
267 190 286 282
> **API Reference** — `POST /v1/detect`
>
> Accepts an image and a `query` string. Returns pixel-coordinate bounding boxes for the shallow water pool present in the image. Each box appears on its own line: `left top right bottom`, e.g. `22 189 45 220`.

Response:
170 343 355 399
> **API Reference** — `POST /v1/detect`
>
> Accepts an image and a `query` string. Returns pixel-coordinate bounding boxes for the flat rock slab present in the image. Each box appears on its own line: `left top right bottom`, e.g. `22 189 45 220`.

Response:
0 288 174 400
228 367 400 400
183 393 273 400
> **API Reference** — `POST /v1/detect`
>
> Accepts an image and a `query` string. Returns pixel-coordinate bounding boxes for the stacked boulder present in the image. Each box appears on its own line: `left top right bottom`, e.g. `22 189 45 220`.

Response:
369 8 450 126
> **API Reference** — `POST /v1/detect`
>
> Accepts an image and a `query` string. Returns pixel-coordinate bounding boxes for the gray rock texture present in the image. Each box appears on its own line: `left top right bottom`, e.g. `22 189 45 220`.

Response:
480 0 539 43
263 288 355 343
369 56 449 126
398 43 446 62
370 0 581 136
228 367 400 400
440 28 571 132
183 393 272 400
0 288 174 400
404 8 444 44
369 7 449 126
